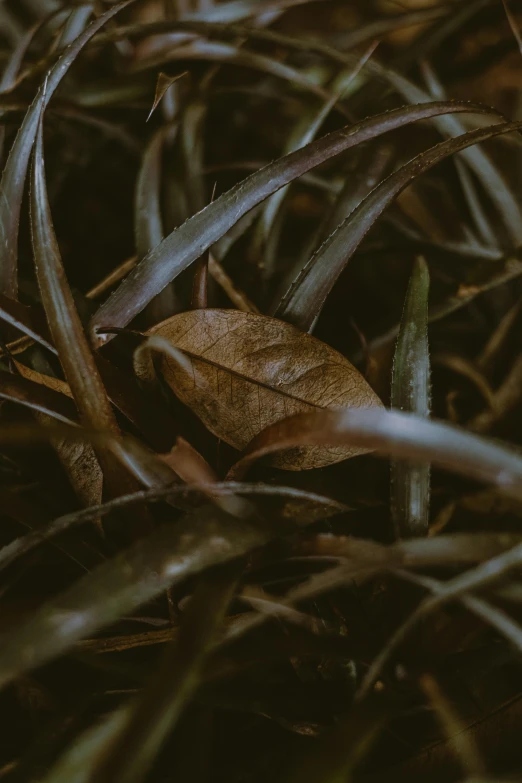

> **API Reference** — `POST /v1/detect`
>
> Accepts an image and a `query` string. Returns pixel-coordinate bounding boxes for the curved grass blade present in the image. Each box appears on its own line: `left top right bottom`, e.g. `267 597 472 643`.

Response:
470 352 522 434
31 118 120 437
391 257 430 539
276 120 522 332
0 482 345 576
0 292 56 353
130 39 346 113
0 369 78 424
421 60 499 248
0 0 134 299
91 566 239 783
357 552 522 701
315 532 522 569
374 70 522 246
258 67 370 279
331 4 450 50
367 256 522 356
9 360 104 514
0 23 39 166
420 674 486 778
0 499 317 691
41 709 129 783
143 19 522 244
91 101 489 338
0 292 175 448
135 127 177 323
0 417 180 508
189 0 332 22
56 4 93 51
136 130 168 260
502 0 522 57
304 143 393 264
228 407 522 505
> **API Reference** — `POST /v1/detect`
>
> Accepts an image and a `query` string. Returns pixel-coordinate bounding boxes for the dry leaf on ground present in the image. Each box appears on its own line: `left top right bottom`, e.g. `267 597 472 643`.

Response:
149 309 383 470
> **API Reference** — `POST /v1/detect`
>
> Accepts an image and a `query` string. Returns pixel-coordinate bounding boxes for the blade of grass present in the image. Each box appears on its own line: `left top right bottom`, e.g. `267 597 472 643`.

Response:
0 23 39 167
298 143 393 270
0 482 345 576
130 39 351 118
30 114 140 511
420 673 487 778
420 59 499 248
90 565 239 783
258 50 374 279
0 292 56 353
31 119 119 436
0 498 319 691
229 407 522 504
0 0 134 299
171 0 331 24
502 0 522 57
330 4 450 50
374 71 522 246
311 532 522 569
135 127 177 323
357 563 522 701
275 120 522 333
145 19 522 244
0 370 78 424
90 101 489 338
470 353 522 434
55 4 94 51
183 95 211 308
391 257 430 539
367 256 522 356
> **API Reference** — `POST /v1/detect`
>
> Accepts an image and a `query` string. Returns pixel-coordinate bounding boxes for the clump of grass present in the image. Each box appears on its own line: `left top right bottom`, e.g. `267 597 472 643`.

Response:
1 1 522 781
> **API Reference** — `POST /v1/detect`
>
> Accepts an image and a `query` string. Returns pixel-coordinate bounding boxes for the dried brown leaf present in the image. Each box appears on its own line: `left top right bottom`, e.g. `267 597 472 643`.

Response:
13 360 72 399
149 309 383 469
147 70 187 121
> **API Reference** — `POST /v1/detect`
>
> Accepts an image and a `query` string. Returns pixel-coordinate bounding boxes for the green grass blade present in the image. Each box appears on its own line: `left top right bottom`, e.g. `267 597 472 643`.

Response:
90 566 239 783
258 87 344 277
379 69 522 246
130 39 348 115
275 120 522 332
31 118 119 436
147 19 522 244
90 101 486 338
0 0 133 299
0 502 313 691
135 127 178 322
230 407 522 505
0 292 56 353
56 4 93 50
0 370 78 423
391 257 430 539
0 482 345 576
